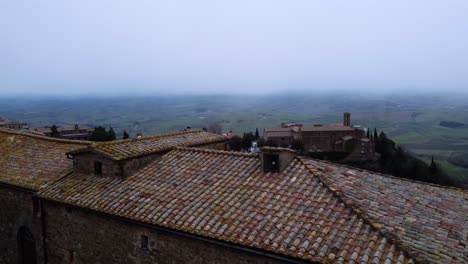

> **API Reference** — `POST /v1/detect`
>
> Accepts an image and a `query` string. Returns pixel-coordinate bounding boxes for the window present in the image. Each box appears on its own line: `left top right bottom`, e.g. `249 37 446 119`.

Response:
263 153 280 172
94 161 102 176
32 198 41 217
140 235 148 249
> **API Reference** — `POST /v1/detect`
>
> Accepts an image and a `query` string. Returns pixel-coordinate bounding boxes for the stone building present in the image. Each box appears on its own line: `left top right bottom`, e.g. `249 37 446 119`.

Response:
1 129 466 264
32 124 94 140
0 119 27 130
0 129 90 264
264 113 375 160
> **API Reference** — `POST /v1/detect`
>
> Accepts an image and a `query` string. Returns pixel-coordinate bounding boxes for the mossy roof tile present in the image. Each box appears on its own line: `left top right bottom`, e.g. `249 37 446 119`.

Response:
0 130 90 190
67 130 227 160
39 147 419 263
301 158 467 264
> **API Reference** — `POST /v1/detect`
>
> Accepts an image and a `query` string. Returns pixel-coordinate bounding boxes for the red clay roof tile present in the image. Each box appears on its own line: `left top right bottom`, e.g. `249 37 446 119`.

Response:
39 147 415 263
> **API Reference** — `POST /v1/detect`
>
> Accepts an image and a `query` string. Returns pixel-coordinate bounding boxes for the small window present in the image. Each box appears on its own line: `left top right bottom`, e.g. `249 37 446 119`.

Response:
94 161 102 176
140 235 148 249
263 154 280 172
32 198 41 217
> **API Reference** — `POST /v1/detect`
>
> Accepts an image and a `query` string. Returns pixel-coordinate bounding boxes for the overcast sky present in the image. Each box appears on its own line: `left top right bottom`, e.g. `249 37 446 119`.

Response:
1 0 467 96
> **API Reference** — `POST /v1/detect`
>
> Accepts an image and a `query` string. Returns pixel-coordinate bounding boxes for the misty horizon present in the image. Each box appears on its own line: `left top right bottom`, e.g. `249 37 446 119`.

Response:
1 0 467 96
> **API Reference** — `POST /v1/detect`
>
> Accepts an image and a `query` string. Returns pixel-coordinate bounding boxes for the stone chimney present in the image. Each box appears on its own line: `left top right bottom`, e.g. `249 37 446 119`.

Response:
260 147 297 173
343 112 351 126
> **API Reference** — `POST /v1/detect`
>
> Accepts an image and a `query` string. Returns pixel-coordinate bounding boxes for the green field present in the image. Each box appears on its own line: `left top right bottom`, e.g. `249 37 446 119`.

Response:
1 93 467 184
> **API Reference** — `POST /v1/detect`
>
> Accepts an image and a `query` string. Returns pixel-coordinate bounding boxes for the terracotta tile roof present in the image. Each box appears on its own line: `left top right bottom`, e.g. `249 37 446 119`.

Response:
302 125 356 132
39 147 415 263
260 146 298 154
66 130 227 161
301 158 467 264
0 129 90 191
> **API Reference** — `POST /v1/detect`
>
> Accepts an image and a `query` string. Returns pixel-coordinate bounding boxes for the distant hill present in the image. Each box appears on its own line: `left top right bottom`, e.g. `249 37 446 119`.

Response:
448 152 468 168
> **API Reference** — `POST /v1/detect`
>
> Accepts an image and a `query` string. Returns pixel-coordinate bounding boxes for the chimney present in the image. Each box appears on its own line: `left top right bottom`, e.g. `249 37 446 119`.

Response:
260 147 297 173
343 112 351 126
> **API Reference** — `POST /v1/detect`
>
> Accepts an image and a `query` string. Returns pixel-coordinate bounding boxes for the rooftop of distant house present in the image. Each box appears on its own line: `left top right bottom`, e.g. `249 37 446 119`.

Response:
301 124 356 132
32 124 94 134
38 146 467 264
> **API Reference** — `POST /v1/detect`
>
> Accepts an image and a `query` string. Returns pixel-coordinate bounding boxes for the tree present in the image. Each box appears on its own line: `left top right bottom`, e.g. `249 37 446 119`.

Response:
107 127 116 141
255 128 260 139
366 129 370 138
228 136 242 151
90 126 108 142
430 156 438 174
207 122 223 134
123 130 130 139
50 125 60 138
374 128 378 140
242 132 256 150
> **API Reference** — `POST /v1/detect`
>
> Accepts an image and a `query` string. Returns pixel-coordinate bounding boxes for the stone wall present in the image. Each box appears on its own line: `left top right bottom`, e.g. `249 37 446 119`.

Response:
43 201 291 264
0 185 44 264
122 154 163 177
73 152 121 177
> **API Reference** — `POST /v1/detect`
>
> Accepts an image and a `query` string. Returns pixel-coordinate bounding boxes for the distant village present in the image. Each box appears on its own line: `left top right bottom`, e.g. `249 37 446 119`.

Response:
1 113 377 163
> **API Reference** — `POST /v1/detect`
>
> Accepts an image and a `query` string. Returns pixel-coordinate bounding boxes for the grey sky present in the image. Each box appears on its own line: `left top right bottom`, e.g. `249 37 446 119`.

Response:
1 0 467 95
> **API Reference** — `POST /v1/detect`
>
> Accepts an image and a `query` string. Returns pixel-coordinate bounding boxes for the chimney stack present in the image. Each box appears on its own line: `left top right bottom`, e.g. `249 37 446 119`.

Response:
260 147 297 173
343 112 351 126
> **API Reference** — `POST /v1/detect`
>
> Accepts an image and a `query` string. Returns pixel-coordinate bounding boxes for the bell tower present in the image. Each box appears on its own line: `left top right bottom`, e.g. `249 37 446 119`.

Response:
343 112 351 126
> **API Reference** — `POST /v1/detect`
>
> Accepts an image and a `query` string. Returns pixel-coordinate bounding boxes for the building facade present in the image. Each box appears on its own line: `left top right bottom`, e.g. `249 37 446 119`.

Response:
264 113 375 161
32 124 94 140
0 119 27 130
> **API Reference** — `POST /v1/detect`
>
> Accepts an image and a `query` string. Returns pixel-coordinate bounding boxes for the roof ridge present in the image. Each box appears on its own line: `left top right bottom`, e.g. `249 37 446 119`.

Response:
298 157 422 263
304 157 466 192
0 128 91 145
175 147 259 157
93 129 205 146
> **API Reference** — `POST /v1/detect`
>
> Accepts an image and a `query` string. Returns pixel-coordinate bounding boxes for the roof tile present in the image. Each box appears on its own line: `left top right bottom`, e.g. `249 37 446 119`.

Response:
39 147 415 263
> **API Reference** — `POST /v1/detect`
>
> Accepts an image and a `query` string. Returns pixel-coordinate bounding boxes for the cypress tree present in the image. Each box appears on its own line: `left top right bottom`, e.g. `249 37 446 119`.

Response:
123 130 130 139
374 128 378 140
107 127 116 141
366 129 370 138
50 125 60 138
430 156 437 174
255 128 260 139
90 126 108 142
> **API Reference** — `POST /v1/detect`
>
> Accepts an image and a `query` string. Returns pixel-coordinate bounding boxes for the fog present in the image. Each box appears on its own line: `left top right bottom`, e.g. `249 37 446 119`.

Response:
1 0 467 96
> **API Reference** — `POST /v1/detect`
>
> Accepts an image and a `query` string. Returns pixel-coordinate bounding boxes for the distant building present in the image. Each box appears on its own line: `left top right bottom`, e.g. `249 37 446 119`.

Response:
32 124 94 140
222 130 238 139
0 119 27 130
264 112 375 161
263 126 301 146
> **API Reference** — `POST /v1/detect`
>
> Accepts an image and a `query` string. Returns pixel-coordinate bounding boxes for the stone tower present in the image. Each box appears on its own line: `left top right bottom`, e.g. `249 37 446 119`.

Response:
343 112 351 126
